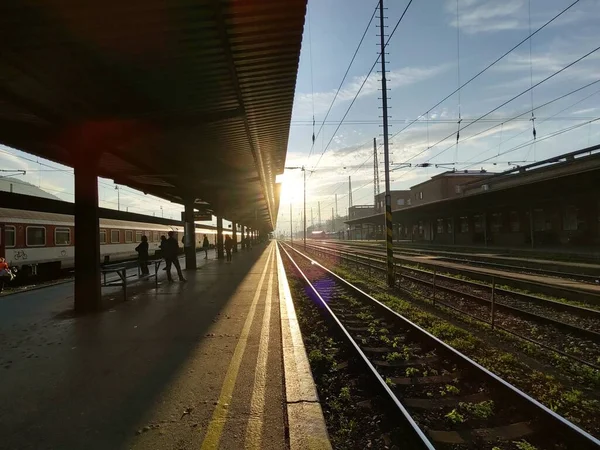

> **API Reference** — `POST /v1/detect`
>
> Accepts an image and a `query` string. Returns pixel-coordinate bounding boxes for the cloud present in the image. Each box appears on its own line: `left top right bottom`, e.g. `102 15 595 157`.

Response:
293 65 449 119
571 107 598 115
447 0 525 34
446 0 599 34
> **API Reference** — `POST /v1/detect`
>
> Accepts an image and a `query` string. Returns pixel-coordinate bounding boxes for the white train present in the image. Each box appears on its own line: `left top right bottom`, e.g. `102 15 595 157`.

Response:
0 208 230 277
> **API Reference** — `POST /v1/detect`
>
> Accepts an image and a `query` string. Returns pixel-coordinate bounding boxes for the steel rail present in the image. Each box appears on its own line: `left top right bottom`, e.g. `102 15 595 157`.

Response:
280 241 600 448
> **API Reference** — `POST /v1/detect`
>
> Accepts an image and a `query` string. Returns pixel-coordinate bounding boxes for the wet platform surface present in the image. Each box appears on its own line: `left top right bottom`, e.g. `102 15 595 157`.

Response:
0 243 289 450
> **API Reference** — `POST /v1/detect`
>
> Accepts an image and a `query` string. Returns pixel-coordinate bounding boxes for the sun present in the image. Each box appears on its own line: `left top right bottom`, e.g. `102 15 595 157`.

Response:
278 171 304 205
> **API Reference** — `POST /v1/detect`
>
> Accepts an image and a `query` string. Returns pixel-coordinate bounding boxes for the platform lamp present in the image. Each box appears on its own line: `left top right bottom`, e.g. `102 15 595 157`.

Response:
114 184 120 211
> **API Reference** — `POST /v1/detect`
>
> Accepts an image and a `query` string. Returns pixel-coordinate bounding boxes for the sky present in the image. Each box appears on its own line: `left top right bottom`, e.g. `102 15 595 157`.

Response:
277 0 600 233
1 0 599 232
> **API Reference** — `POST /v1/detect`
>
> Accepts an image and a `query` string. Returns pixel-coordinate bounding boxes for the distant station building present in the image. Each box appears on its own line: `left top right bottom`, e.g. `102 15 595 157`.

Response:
409 170 495 206
345 148 600 253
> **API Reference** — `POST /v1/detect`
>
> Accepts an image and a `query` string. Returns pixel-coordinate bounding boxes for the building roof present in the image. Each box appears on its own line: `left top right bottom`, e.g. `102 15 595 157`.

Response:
0 178 61 201
409 169 496 189
346 145 600 225
0 1 307 231
375 190 410 199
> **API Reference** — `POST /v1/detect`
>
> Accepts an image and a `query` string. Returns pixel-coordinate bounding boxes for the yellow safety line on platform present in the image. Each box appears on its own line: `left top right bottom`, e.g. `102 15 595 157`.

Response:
200 246 273 450
244 254 274 449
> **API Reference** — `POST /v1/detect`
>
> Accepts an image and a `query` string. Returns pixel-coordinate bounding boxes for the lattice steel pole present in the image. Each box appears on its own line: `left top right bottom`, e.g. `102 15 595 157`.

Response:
379 0 394 287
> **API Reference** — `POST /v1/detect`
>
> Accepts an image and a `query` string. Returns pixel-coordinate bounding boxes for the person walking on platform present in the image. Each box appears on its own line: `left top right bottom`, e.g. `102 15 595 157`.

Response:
135 235 150 276
224 235 233 262
163 231 186 282
202 234 210 259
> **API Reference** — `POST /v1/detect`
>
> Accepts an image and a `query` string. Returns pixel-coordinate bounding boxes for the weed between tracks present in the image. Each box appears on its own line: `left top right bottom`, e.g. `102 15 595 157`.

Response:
285 265 408 449
325 262 600 439
403 262 599 311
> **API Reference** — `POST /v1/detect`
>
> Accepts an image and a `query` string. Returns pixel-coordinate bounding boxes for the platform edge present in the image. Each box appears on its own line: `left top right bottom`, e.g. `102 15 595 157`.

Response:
276 243 332 450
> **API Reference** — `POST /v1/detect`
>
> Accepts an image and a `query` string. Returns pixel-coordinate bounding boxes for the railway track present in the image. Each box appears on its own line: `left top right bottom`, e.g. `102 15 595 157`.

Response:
322 240 600 285
302 242 600 369
280 242 599 449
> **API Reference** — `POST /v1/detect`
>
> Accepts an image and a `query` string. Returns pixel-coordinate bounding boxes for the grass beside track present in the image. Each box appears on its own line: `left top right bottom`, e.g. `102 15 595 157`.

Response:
326 263 600 438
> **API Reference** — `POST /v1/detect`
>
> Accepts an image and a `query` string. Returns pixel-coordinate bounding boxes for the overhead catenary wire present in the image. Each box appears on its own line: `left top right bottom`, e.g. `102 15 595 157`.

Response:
454 0 462 164
462 116 600 170
0 147 183 216
310 0 415 176
390 80 600 184
384 0 581 147
416 78 600 167
307 2 316 146
457 86 600 170
305 1 379 164
393 45 600 167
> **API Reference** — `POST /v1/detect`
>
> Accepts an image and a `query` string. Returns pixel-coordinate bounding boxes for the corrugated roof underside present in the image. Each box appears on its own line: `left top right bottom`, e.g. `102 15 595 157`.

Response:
0 0 307 230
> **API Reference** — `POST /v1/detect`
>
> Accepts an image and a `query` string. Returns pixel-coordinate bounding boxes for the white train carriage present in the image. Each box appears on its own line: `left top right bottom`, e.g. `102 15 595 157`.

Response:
0 208 226 277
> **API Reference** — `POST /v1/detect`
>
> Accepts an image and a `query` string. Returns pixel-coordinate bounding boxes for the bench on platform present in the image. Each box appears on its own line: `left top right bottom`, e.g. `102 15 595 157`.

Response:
100 259 163 301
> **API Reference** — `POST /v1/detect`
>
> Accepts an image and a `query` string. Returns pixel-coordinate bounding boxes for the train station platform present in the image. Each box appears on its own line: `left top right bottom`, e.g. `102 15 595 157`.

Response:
0 242 329 450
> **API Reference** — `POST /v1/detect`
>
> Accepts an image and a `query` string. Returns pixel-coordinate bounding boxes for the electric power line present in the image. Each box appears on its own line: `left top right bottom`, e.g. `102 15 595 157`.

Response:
394 45 600 167
305 1 379 164
418 78 600 167
310 0 415 175
385 0 581 146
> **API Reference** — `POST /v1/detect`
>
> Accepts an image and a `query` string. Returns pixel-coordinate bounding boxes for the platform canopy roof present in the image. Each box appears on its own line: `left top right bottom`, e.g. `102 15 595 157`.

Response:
0 0 307 231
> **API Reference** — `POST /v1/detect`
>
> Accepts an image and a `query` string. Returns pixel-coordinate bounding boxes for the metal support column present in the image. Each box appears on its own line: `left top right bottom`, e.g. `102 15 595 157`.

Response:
232 222 238 252
0 223 5 260
452 216 457 244
74 153 101 313
483 211 489 248
216 216 224 259
303 167 307 249
184 202 197 271
529 207 535 248
379 0 395 287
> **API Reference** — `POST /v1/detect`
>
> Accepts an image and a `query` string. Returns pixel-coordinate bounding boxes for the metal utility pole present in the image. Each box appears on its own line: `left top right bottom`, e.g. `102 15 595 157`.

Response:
114 185 120 211
303 167 306 249
373 137 380 203
318 201 321 229
311 207 314 228
331 208 334 232
335 193 338 219
284 165 308 249
348 176 353 208
290 203 293 243
379 0 395 287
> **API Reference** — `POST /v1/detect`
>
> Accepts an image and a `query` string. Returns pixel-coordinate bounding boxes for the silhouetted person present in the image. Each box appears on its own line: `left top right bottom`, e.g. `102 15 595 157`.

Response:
136 235 150 276
163 231 186 282
202 234 210 259
224 235 233 262
0 257 12 293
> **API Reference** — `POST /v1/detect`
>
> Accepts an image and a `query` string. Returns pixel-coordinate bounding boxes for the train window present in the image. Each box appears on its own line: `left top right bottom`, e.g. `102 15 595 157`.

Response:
436 219 444 234
111 230 120 243
125 230 133 243
55 227 71 245
491 213 503 233
153 231 160 242
474 214 483 233
26 226 46 247
446 219 453 234
100 229 107 244
4 226 16 248
509 211 520 232
135 231 142 243
460 217 469 233
563 206 579 231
